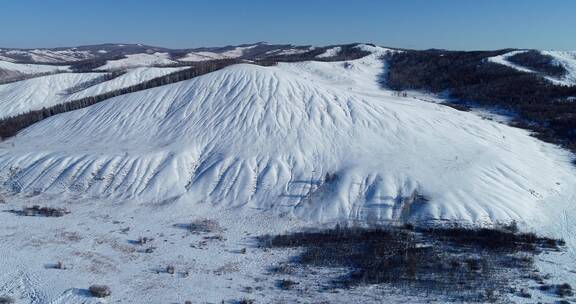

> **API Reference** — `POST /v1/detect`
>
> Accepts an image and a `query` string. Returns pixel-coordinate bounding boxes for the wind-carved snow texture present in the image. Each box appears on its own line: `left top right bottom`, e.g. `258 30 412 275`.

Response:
0 48 575 227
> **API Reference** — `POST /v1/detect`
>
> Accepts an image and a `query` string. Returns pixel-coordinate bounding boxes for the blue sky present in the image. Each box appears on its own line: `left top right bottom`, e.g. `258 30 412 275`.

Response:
1 0 574 50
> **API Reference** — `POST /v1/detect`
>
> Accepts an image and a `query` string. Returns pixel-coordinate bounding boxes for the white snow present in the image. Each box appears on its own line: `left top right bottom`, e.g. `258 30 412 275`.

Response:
178 45 259 62
316 46 342 58
488 50 533 73
0 67 186 118
96 53 177 71
542 50 576 86
1 54 574 227
220 44 258 58
67 66 187 99
266 47 313 56
0 47 575 303
0 55 16 62
3 49 93 63
489 50 576 86
355 43 397 56
0 60 69 75
178 51 230 62
0 72 102 118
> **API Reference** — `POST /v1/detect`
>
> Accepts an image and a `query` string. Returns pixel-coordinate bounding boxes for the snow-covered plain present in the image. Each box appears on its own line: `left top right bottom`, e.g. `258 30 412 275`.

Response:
0 45 575 303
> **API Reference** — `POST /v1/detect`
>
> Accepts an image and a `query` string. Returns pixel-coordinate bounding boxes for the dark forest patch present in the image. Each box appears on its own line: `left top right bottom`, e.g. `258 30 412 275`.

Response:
384 50 576 153
259 225 564 302
507 50 566 77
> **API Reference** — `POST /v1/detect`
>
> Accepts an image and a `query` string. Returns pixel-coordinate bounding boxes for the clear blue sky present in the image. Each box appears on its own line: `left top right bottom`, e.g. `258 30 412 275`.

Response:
1 0 574 50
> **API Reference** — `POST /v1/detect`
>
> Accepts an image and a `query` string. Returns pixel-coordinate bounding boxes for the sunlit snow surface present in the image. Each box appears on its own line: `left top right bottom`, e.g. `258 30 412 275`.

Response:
1 49 574 226
0 67 187 118
0 45 575 303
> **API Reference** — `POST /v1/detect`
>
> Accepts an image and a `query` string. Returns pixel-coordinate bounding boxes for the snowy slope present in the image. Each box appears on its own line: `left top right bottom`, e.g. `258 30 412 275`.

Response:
0 67 186 119
178 51 230 62
317 46 342 58
489 50 576 86
4 49 93 63
0 60 69 75
67 67 187 99
0 45 576 304
542 50 576 85
0 55 16 62
178 45 260 62
1 52 574 227
0 72 102 118
487 51 533 73
266 47 314 56
96 53 177 71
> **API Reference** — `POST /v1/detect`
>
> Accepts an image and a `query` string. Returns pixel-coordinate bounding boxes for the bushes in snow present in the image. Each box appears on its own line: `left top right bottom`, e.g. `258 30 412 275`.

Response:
88 285 111 298
277 279 298 290
259 225 564 301
0 296 15 304
188 219 222 234
556 283 574 297
166 265 176 275
14 205 70 217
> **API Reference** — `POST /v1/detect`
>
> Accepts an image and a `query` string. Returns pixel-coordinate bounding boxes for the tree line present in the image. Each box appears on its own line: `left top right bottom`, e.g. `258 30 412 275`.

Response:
0 59 256 139
384 49 576 152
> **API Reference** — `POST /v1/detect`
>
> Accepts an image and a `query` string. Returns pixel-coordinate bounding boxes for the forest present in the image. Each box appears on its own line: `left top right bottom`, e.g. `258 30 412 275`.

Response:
384 49 576 152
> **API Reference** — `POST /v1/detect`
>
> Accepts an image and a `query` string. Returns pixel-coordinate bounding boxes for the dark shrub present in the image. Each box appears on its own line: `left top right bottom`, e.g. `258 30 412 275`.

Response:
556 283 574 297
260 225 564 301
0 296 15 304
189 219 221 234
278 279 298 290
166 265 176 274
18 206 70 217
89 285 111 298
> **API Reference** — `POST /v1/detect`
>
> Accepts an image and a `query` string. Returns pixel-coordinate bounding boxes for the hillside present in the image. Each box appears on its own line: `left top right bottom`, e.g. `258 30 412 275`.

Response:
1 49 574 225
0 43 575 303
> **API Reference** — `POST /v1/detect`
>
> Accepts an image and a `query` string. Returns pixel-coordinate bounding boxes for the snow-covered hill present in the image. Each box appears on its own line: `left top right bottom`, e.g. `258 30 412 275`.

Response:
542 50 576 85
1 50 574 227
1 44 576 303
95 53 177 71
0 60 69 83
0 67 187 119
489 50 576 86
